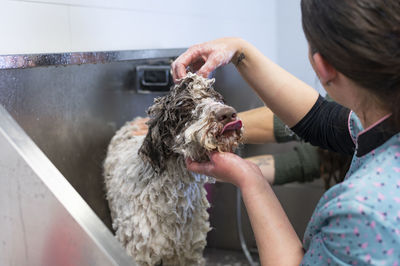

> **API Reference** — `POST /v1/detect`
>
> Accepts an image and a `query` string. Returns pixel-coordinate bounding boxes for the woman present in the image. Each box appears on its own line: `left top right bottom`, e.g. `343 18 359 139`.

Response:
172 0 400 265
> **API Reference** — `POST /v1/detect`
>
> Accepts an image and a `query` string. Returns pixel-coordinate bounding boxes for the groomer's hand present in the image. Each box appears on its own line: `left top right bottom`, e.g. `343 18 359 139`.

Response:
171 37 242 82
130 117 149 136
186 152 263 189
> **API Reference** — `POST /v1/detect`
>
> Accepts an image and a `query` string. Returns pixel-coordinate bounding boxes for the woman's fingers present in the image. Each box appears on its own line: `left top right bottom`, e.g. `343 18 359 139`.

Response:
131 129 148 136
172 38 240 82
190 57 206 73
130 117 150 136
185 157 214 176
197 53 219 78
186 152 261 188
172 46 204 82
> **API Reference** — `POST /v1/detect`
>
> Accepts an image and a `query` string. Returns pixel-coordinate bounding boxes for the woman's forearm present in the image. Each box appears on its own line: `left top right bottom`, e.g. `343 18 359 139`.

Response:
239 107 276 144
186 152 303 264
245 155 275 184
233 40 310 264
233 39 319 127
239 175 304 265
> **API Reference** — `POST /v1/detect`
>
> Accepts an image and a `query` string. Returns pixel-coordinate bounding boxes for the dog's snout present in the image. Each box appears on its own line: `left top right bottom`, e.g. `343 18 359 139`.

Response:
216 106 237 122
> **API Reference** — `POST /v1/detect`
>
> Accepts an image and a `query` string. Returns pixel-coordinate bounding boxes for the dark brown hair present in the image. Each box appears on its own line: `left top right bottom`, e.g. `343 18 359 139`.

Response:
318 148 352 190
301 0 400 129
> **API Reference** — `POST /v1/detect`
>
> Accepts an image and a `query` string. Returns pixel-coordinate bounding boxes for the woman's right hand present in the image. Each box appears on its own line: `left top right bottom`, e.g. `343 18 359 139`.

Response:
186 152 265 189
171 37 243 82
130 117 149 136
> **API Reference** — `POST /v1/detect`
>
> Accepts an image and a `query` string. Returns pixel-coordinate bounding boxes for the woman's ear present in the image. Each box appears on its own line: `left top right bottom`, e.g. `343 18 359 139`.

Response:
312 53 337 85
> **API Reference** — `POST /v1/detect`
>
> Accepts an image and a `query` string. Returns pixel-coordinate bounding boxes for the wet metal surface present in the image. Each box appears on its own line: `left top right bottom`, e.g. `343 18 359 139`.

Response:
0 105 134 266
0 49 184 70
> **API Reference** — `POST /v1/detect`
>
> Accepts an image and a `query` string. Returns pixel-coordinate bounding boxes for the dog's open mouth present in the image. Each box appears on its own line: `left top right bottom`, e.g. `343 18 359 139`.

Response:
220 120 243 135
200 119 244 156
210 119 242 153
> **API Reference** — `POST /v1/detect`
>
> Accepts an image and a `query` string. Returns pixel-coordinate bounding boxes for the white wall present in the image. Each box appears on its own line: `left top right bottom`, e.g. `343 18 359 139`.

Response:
0 0 277 60
276 0 324 93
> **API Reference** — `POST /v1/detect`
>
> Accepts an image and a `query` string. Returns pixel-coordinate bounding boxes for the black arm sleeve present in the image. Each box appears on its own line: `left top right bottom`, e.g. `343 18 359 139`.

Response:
291 95 355 155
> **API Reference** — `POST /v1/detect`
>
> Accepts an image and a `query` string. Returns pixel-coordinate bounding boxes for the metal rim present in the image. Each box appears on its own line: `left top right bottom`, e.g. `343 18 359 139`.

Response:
0 48 186 70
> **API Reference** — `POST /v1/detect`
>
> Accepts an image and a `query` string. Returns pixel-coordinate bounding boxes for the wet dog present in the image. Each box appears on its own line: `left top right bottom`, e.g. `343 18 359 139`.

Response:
104 73 243 265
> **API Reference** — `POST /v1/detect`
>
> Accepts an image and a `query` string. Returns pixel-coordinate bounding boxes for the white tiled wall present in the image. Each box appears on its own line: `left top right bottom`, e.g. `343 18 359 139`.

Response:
0 0 277 60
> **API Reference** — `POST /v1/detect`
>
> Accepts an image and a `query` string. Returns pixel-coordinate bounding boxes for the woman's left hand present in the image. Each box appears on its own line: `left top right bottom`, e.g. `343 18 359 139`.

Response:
186 152 263 188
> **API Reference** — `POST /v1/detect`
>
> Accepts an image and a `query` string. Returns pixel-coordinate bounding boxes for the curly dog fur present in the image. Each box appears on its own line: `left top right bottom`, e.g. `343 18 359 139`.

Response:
103 73 243 265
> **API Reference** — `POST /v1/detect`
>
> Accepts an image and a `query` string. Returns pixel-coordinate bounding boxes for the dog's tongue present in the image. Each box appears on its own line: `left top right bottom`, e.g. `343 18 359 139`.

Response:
221 120 242 134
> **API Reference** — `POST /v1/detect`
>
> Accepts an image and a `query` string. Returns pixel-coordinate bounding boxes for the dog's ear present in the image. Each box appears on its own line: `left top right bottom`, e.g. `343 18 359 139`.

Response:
138 124 166 173
138 97 171 173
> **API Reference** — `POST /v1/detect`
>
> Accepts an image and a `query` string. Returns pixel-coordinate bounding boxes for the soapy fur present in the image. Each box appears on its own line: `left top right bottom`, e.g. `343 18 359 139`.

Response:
103 73 243 265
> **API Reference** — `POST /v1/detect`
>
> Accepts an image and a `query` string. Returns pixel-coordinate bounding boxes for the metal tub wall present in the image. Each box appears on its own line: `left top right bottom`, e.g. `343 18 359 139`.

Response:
0 105 134 266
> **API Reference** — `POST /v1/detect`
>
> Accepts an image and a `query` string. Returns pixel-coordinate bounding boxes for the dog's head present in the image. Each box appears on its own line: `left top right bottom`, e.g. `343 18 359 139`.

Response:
139 73 243 173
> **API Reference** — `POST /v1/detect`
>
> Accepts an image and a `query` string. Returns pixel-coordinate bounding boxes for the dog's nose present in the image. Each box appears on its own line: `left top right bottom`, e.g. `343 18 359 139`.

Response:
216 106 237 122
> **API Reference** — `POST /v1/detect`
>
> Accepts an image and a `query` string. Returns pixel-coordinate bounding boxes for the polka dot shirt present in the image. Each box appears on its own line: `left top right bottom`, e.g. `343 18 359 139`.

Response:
301 112 400 266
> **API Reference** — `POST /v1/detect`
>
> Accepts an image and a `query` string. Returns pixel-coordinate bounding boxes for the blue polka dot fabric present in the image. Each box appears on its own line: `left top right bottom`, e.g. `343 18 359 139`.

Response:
301 112 400 266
